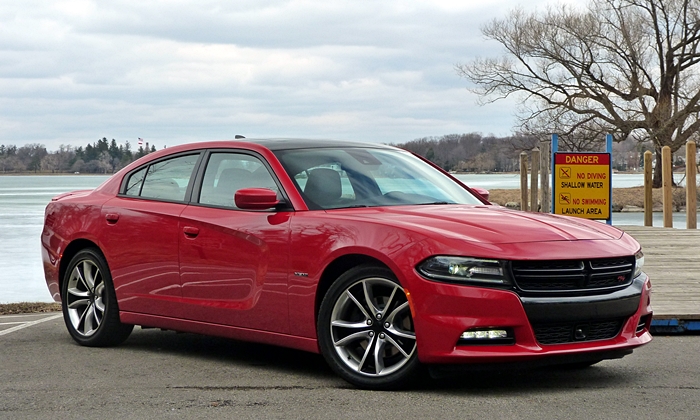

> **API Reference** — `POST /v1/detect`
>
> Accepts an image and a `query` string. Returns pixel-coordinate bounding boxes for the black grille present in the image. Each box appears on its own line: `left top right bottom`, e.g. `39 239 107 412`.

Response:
511 257 634 293
533 319 623 345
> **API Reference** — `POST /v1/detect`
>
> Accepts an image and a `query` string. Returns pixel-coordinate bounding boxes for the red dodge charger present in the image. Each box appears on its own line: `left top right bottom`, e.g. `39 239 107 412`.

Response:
42 139 652 389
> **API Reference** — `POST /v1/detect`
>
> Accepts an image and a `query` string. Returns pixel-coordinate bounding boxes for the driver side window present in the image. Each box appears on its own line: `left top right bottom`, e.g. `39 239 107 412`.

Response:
198 152 279 209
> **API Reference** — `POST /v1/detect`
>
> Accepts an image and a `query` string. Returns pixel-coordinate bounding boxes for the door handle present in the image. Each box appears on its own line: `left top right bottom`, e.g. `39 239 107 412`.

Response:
183 226 200 237
105 213 120 224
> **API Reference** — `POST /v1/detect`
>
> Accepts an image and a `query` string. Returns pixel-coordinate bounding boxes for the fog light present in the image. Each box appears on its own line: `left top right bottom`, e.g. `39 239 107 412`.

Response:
458 328 514 345
461 329 508 340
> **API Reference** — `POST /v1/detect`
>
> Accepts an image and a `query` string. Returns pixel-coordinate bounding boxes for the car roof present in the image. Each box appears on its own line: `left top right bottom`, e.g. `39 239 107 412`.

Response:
230 138 398 151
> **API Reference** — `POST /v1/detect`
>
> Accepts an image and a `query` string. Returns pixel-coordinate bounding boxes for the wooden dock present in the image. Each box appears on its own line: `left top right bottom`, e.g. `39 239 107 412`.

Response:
619 226 700 332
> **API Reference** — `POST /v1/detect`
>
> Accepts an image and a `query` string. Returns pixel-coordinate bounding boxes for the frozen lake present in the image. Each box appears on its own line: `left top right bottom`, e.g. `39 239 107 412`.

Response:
0 175 110 303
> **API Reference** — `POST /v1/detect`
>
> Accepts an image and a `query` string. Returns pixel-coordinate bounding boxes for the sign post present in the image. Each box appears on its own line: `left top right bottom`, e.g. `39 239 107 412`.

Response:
551 134 613 225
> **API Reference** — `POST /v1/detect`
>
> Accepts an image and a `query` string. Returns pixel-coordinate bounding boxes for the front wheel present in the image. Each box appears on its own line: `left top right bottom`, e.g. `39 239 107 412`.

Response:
61 248 133 347
317 264 420 389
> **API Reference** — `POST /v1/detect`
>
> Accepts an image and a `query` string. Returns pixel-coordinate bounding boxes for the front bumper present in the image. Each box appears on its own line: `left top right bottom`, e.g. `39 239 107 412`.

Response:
408 272 652 364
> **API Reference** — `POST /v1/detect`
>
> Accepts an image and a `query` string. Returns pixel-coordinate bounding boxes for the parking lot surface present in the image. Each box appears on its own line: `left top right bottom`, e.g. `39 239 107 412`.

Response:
1 313 699 419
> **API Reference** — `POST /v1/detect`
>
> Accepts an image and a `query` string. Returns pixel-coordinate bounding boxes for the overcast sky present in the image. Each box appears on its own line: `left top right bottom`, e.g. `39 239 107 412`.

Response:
0 0 585 151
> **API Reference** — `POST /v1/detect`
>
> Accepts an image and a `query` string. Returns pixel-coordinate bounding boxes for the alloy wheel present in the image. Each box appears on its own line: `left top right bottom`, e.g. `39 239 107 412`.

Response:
329 277 416 377
66 259 106 337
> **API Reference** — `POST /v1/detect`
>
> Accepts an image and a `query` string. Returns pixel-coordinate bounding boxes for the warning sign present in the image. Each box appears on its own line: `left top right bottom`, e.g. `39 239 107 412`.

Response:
553 153 611 220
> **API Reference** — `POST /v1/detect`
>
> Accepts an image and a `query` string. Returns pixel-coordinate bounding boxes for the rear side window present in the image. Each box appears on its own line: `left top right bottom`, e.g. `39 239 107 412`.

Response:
124 167 147 196
124 154 199 202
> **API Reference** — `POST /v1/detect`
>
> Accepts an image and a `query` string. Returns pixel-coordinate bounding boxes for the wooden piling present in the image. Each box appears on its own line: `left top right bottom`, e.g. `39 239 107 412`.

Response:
520 152 529 211
644 151 653 227
540 141 551 213
687 141 697 229
662 146 673 228
530 148 540 212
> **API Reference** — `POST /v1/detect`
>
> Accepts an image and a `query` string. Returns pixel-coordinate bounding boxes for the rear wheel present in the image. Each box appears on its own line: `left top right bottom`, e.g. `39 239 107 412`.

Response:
317 264 419 389
61 248 133 346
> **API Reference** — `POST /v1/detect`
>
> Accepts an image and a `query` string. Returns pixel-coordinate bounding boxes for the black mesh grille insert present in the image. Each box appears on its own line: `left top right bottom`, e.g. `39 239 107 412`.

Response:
533 319 624 345
511 257 635 293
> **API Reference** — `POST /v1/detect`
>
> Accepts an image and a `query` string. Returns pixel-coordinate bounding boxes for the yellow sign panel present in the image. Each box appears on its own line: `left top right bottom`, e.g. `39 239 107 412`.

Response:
553 153 611 220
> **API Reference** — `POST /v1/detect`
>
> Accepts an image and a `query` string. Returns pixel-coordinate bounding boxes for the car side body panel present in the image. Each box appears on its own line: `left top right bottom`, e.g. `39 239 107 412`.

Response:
177 206 292 333
99 197 185 316
41 190 111 301
287 210 429 339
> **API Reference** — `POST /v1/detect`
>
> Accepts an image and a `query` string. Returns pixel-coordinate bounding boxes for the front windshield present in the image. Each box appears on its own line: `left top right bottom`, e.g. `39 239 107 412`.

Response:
274 147 483 210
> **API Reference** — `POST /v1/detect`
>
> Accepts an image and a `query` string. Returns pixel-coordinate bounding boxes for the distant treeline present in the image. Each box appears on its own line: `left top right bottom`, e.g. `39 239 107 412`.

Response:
395 133 538 172
1 133 538 175
398 133 657 172
0 138 156 173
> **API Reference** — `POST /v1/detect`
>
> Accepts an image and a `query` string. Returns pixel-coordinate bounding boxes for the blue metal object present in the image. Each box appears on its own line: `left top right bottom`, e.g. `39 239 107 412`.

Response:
605 134 613 225
651 318 700 334
551 134 558 214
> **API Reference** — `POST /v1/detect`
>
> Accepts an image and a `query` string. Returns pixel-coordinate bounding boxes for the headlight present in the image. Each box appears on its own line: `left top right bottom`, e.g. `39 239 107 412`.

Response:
417 256 509 285
633 250 644 278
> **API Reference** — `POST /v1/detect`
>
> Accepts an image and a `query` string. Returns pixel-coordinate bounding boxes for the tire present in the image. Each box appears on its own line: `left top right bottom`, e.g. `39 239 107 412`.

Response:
317 264 420 390
61 248 133 347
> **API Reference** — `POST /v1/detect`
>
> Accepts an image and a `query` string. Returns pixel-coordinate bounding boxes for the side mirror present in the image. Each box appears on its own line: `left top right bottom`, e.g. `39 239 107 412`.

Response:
472 187 490 202
234 188 280 210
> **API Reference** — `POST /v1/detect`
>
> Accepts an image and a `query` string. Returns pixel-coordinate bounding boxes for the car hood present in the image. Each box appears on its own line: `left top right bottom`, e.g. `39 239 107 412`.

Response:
327 204 623 244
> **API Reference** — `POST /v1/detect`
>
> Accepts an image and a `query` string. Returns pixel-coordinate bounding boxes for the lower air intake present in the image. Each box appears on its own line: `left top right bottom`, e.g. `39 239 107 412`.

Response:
533 319 623 345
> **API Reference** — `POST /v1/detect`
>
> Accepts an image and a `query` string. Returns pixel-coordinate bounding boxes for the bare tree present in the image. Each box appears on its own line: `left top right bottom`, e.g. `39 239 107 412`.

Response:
457 0 700 186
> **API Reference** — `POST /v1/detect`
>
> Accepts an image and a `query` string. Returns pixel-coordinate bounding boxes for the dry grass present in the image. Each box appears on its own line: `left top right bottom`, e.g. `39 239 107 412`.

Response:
0 302 61 315
489 186 695 211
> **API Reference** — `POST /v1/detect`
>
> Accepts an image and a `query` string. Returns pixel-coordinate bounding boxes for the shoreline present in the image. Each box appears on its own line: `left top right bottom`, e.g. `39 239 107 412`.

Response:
488 186 698 212
0 302 60 315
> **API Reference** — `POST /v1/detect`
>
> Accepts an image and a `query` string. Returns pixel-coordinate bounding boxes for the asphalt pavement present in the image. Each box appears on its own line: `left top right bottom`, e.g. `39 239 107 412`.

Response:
1 313 699 419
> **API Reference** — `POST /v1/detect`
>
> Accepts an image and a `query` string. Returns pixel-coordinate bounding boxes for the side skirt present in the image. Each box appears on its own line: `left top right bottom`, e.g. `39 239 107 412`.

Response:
120 311 320 354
